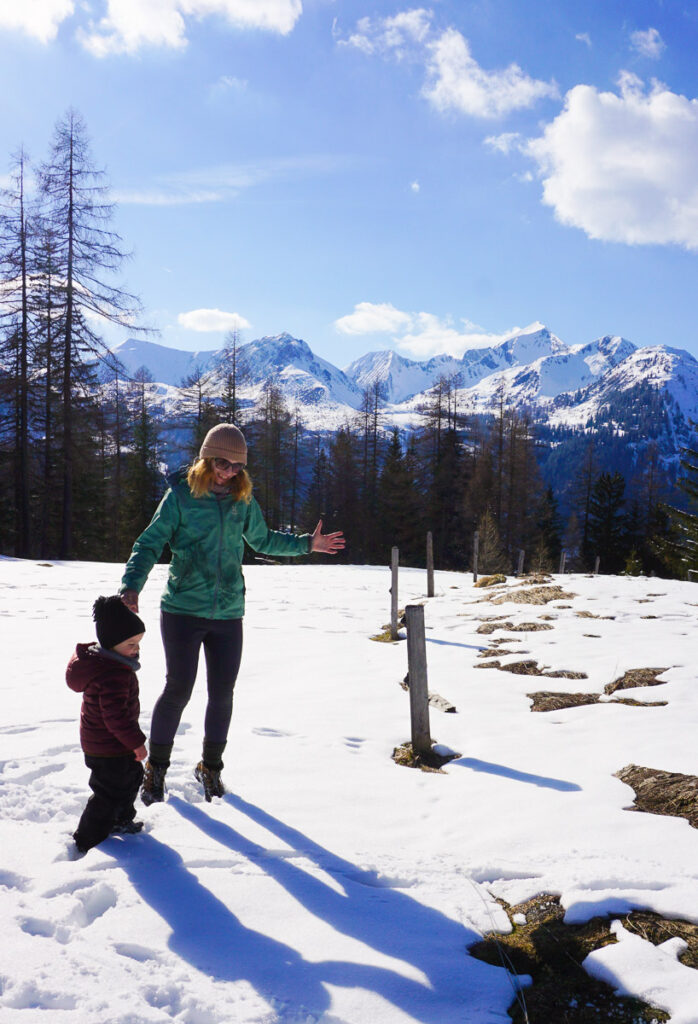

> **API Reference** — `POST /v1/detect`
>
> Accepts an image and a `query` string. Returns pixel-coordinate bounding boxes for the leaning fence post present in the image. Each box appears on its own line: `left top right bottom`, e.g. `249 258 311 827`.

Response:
390 546 399 641
517 549 525 576
594 555 600 576
426 532 434 598
559 550 566 574
472 531 479 583
405 604 431 756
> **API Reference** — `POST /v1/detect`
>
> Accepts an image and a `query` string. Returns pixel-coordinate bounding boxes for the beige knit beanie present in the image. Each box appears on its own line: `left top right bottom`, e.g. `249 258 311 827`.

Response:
200 424 248 465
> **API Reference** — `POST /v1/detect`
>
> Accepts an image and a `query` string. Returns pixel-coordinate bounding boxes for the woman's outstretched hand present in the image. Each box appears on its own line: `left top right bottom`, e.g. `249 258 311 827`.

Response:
121 590 139 613
310 520 346 555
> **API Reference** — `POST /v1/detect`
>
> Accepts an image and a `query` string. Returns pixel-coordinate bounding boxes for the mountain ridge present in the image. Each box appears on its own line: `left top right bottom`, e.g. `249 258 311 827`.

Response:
109 325 698 442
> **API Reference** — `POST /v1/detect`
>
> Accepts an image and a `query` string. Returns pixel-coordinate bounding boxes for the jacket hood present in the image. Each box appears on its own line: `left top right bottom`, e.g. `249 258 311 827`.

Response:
65 642 133 693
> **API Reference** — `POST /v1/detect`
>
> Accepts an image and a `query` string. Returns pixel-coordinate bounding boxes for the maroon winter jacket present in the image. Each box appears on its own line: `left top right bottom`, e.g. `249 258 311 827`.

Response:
66 643 146 757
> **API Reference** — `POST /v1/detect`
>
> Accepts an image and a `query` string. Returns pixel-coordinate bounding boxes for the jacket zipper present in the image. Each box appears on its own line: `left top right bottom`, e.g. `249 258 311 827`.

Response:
210 499 226 618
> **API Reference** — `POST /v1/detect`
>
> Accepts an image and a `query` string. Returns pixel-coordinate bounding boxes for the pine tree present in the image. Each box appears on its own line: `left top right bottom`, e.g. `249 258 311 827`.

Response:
658 425 698 576
587 471 628 574
39 109 145 556
0 149 33 555
476 510 509 575
121 368 162 544
376 428 422 566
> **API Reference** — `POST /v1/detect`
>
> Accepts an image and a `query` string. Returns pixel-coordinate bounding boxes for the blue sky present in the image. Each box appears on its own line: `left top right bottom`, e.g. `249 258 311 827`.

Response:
2 0 698 365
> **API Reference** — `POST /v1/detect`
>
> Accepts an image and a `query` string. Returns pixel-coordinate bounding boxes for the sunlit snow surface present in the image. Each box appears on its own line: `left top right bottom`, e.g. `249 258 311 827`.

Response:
1 558 698 1022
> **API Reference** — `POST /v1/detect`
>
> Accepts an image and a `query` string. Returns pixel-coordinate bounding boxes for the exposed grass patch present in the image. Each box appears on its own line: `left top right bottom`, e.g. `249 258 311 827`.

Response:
369 629 403 643
391 742 460 772
615 764 698 829
515 574 554 586
489 585 577 606
529 693 667 713
477 660 587 679
604 668 669 696
575 610 616 620
474 574 508 588
476 621 554 635
469 893 671 1023
528 692 602 712
477 648 522 659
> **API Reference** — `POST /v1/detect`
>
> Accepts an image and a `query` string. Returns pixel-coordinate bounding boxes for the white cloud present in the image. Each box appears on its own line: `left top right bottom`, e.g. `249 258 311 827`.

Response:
334 302 413 335
424 27 559 118
630 27 665 60
484 131 523 154
340 8 432 58
0 0 74 43
115 155 338 206
526 73 698 249
334 302 513 359
113 188 224 205
410 180 420 192
210 74 248 98
178 308 251 332
79 0 302 56
576 32 592 48
340 11 556 120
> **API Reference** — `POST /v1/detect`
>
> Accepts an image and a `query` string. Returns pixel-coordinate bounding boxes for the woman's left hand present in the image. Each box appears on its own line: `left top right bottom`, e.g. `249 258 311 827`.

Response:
310 520 346 555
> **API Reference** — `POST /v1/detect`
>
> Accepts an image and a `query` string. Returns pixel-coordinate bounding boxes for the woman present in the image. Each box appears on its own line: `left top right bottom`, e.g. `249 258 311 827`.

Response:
120 423 344 803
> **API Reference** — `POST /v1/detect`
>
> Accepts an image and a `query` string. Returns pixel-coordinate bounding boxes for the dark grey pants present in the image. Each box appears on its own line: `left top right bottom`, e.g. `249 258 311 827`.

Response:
151 611 243 750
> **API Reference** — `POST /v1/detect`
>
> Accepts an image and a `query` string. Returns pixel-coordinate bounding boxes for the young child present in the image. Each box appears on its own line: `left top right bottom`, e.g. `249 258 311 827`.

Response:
67 595 148 854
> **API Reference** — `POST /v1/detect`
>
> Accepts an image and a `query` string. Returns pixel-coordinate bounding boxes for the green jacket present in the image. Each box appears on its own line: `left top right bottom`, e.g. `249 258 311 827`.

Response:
120 474 311 620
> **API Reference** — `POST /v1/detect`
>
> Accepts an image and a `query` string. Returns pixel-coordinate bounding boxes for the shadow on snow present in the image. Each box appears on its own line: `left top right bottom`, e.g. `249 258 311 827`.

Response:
105 793 513 1022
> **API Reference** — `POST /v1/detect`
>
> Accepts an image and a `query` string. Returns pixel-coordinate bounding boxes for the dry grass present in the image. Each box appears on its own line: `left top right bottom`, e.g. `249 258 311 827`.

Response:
528 691 602 711
576 610 616 620
474 574 507 588
477 660 588 679
369 629 402 643
488 585 577 606
391 742 460 772
616 764 698 829
515 573 554 586
477 648 521 659
529 692 667 712
476 620 554 635
469 893 671 1023
605 668 668 695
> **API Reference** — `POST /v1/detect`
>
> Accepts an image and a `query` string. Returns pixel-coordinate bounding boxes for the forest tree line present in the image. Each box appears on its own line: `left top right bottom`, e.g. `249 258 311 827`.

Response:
1 112 697 578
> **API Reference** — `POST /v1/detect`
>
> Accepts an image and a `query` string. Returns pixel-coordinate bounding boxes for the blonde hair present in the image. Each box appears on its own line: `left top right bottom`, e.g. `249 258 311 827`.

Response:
187 458 253 503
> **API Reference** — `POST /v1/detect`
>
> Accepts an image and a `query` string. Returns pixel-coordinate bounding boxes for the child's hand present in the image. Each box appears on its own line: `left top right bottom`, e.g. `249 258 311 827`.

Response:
134 744 147 762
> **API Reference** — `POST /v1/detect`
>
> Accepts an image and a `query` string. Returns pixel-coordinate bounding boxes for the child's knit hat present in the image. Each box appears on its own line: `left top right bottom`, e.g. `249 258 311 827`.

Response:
93 596 145 650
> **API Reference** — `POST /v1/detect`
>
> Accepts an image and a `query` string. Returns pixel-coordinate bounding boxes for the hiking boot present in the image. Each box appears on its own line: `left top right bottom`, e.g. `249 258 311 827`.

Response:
141 760 167 805
194 761 225 802
111 818 144 836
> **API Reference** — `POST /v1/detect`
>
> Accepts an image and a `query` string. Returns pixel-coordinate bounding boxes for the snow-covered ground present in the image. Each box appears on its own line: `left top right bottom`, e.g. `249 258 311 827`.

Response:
1 558 698 1023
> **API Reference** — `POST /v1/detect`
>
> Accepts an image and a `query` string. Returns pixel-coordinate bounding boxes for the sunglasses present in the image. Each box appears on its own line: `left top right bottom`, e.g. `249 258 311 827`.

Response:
213 458 244 473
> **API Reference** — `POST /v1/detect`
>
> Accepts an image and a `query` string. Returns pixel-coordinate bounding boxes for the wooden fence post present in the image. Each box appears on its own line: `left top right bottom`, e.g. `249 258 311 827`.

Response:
405 604 431 756
426 531 434 598
517 549 525 576
594 555 600 576
472 531 479 583
390 547 399 641
559 551 566 574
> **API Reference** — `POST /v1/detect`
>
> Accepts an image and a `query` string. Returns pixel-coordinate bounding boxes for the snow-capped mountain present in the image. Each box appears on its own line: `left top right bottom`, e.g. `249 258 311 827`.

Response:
109 338 220 385
108 324 698 443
